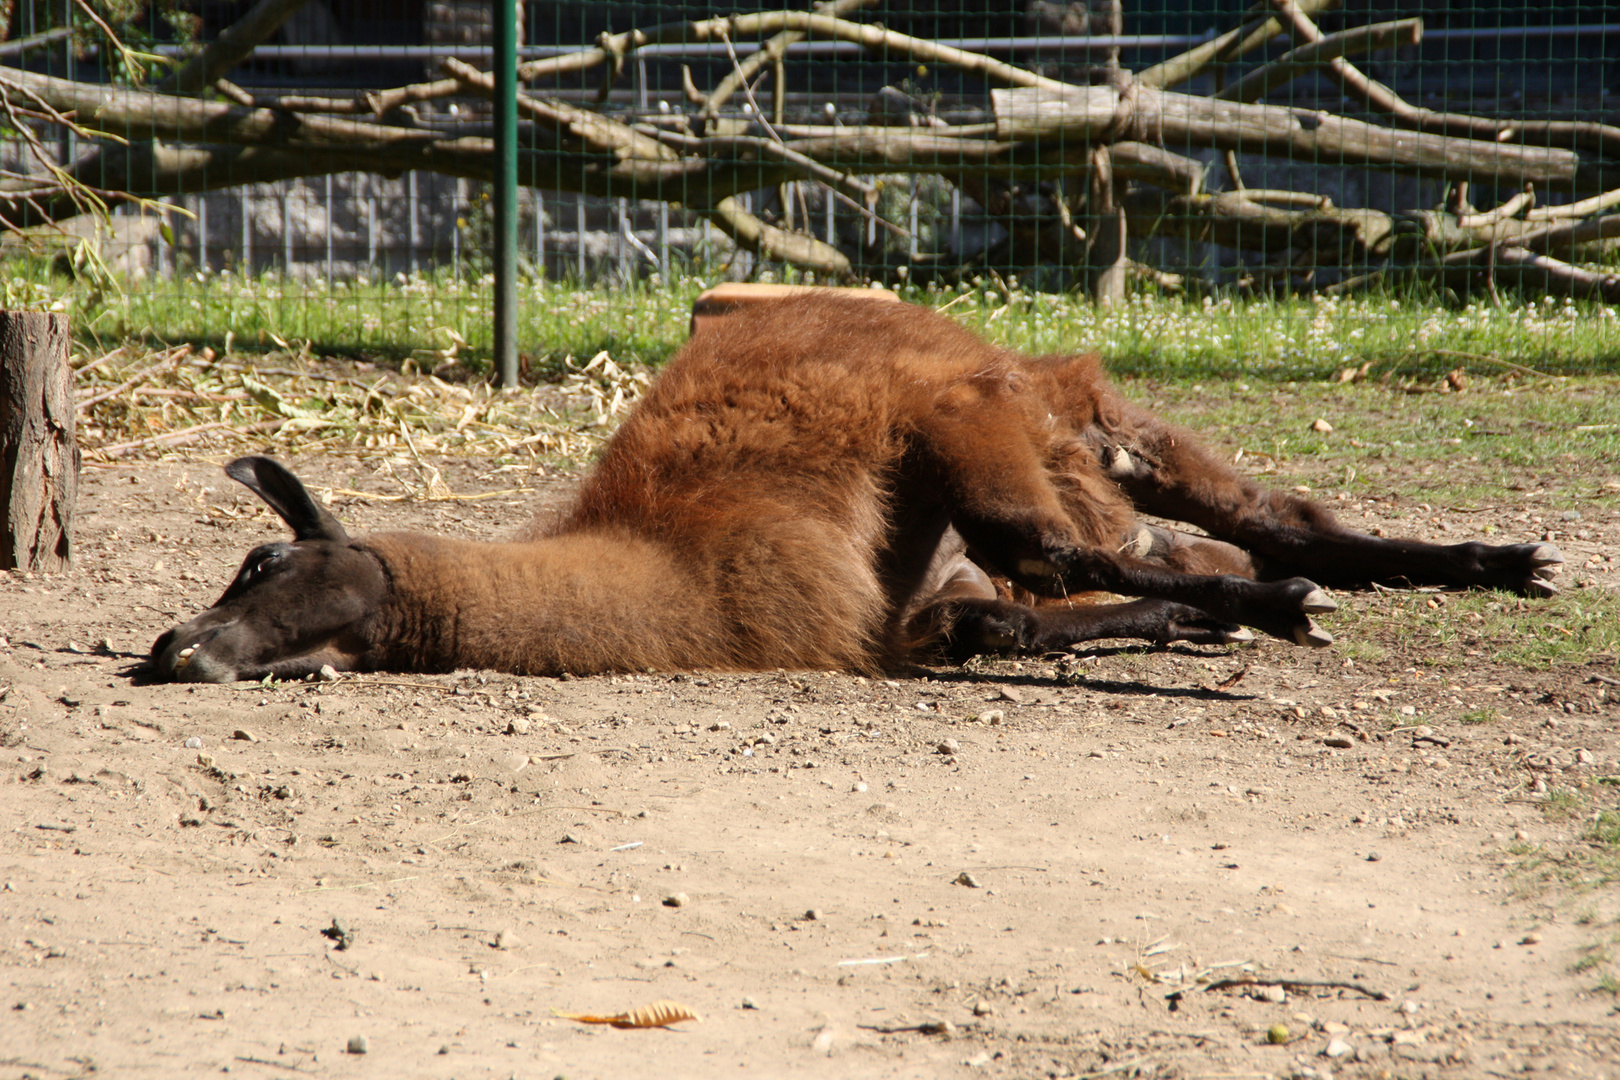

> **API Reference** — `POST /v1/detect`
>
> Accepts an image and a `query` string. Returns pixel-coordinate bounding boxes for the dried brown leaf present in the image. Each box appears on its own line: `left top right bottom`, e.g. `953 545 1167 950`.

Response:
554 999 702 1029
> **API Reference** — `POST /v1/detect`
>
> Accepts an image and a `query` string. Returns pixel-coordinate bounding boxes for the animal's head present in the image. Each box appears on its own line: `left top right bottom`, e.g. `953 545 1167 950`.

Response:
149 457 389 683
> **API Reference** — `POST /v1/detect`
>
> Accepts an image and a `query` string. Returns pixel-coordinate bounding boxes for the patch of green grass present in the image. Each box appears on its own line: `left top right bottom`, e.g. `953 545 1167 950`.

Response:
1140 375 1620 508
1336 638 1390 664
1541 787 1587 822
1572 946 1612 974
9 255 1620 385
1513 787 1620 898
1458 706 1500 725
1598 974 1620 997
1483 589 1620 669
1331 587 1620 670
9 256 709 374
942 286 1620 381
1591 810 1620 848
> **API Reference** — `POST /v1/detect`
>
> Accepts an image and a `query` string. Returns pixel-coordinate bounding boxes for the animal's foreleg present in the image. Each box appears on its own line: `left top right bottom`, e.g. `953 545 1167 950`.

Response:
1006 542 1337 647
922 596 1251 663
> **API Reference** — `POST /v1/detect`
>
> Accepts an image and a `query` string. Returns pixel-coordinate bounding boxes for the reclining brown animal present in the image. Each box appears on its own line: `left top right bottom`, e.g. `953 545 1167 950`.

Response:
150 293 1562 683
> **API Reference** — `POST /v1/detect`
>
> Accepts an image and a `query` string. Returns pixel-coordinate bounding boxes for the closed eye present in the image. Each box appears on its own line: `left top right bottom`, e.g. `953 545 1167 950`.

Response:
240 548 287 583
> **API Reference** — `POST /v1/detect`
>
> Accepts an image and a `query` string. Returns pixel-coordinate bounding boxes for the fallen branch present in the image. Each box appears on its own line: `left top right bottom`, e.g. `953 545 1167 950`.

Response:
92 419 285 460
1439 244 1620 303
1524 187 1620 222
440 57 677 165
1455 187 1535 228
700 194 854 279
157 0 313 96
1138 0 1340 90
1270 0 1620 159
1511 211 1620 254
75 347 192 411
1216 18 1422 104
0 66 445 152
705 0 876 114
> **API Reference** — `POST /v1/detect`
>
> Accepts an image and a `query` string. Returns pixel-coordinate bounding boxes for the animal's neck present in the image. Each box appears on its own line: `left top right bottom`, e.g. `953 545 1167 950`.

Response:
359 531 720 676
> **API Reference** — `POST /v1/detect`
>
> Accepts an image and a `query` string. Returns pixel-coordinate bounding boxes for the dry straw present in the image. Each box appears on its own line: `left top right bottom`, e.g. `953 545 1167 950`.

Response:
72 341 649 472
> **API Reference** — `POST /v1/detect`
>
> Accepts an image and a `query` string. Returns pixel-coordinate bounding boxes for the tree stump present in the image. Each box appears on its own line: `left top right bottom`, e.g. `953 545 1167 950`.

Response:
0 311 77 572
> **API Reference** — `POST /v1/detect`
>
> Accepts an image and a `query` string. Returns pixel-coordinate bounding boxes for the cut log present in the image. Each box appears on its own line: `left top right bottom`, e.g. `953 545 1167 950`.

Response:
991 86 1610 192
0 311 76 572
689 283 898 336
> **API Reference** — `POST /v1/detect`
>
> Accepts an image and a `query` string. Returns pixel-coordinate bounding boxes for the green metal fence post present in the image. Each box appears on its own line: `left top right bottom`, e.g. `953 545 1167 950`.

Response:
493 0 520 387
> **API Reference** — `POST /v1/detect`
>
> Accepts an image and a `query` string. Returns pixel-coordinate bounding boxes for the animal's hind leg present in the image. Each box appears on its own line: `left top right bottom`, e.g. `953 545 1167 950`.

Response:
917 384 1337 646
1093 395 1563 596
1121 523 1258 578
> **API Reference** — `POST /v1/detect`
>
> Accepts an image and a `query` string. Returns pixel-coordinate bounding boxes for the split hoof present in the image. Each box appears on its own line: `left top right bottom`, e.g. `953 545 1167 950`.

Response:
1525 577 1561 599
1222 627 1256 644
1472 541 1565 597
1519 545 1563 597
1528 543 1565 570
1292 621 1334 648
1300 588 1338 615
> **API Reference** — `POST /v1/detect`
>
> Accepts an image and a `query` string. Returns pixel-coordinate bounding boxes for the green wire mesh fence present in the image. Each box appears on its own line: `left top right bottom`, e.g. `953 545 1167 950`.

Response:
1 1 1618 367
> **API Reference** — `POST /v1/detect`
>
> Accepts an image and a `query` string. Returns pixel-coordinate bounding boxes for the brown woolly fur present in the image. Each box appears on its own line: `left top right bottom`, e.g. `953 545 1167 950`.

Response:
150 294 1564 683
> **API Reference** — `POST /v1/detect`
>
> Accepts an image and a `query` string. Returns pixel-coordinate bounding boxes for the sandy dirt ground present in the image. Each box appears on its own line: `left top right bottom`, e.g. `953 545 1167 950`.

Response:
3 447 1618 1080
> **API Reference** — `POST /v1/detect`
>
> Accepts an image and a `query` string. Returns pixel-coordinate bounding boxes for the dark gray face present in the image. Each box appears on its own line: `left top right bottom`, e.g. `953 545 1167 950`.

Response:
148 458 389 683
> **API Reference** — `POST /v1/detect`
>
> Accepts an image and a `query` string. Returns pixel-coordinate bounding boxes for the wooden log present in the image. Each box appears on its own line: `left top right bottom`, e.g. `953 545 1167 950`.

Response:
1088 206 1129 306
1122 188 1398 262
1122 187 1620 265
992 86 1610 193
689 283 898 336
1438 245 1620 304
0 311 76 572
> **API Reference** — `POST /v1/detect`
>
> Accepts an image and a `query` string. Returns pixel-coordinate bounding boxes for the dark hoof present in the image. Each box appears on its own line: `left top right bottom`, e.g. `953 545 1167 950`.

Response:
1468 541 1566 598
1520 544 1564 597
1240 577 1337 648
1526 577 1561 598
1300 588 1337 615
1528 543 1564 570
1292 621 1334 648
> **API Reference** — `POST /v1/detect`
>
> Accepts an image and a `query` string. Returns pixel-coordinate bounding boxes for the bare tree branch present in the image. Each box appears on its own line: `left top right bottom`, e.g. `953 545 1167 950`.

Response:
0 66 441 150
1268 0 1620 161
701 194 854 279
0 27 71 60
157 0 314 96
1215 19 1422 104
1138 0 1340 90
706 0 876 114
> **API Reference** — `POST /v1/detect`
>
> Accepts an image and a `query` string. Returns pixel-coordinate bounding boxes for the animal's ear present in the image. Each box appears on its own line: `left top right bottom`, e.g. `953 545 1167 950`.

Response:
224 457 350 543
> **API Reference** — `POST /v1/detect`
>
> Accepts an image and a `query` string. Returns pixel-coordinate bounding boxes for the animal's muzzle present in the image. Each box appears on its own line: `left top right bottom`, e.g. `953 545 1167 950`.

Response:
150 621 239 683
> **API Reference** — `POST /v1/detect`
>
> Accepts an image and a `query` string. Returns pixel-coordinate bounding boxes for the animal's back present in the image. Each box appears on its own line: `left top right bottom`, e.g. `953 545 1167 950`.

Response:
552 295 1018 670
581 295 1008 513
